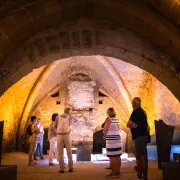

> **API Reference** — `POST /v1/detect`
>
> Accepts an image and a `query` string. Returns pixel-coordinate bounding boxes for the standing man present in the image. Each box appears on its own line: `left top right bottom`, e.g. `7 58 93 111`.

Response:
34 118 44 160
127 97 149 180
28 116 40 166
55 107 74 173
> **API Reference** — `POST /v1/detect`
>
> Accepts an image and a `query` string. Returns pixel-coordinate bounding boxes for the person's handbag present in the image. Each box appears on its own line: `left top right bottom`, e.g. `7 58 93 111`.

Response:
147 131 151 143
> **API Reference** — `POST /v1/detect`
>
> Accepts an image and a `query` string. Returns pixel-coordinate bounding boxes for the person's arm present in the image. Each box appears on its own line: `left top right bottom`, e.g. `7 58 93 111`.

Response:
126 111 137 128
41 124 44 134
103 118 111 135
54 118 58 130
101 121 105 128
35 125 40 134
126 120 134 128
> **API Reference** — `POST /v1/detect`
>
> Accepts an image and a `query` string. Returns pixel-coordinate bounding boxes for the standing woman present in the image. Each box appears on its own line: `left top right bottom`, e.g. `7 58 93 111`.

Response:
48 113 59 166
103 107 122 177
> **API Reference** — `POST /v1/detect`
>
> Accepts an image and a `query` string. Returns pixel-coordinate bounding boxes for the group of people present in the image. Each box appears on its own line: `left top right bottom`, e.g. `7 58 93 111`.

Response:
102 97 150 180
28 97 150 180
28 107 73 172
28 117 44 166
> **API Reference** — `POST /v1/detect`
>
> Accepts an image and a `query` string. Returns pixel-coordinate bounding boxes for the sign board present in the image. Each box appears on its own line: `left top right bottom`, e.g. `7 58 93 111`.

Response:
0 121 4 165
155 120 175 169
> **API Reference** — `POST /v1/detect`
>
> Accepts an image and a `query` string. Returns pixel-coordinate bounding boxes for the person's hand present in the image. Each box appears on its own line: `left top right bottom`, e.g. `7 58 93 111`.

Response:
103 135 106 140
132 123 137 128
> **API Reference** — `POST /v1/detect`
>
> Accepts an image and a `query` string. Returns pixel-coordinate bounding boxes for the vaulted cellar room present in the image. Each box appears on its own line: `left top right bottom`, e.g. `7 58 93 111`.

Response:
1 1 180 180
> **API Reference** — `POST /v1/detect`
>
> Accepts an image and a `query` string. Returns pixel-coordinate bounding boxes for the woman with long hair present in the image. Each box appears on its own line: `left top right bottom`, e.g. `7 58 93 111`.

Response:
103 107 122 177
48 113 59 166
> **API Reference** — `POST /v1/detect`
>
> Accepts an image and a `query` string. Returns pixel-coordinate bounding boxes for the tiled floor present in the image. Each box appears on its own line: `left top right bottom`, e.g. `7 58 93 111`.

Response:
1 152 162 180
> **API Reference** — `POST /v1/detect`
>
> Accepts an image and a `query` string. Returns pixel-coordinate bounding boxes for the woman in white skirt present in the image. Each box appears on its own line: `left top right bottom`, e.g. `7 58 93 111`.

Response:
48 113 59 166
103 107 122 177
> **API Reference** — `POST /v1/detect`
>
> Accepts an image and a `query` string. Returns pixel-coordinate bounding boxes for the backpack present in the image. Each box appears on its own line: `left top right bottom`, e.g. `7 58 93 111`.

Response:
26 124 32 136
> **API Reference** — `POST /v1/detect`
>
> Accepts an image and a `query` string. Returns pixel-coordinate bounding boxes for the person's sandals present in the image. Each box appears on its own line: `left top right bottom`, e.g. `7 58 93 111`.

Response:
49 163 55 166
134 166 138 172
59 170 64 173
69 168 73 172
106 172 119 178
28 162 37 166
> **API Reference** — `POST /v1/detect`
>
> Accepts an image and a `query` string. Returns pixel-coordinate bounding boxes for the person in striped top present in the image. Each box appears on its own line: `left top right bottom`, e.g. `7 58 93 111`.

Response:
103 107 122 177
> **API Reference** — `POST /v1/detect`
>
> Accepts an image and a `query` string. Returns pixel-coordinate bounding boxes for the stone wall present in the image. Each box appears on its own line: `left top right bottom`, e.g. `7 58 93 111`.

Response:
1 56 180 151
155 79 180 126
67 81 95 110
34 74 124 148
0 67 43 151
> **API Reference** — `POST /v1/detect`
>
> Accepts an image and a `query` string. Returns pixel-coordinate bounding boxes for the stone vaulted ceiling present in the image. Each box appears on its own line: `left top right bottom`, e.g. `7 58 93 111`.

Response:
145 0 180 27
0 0 180 102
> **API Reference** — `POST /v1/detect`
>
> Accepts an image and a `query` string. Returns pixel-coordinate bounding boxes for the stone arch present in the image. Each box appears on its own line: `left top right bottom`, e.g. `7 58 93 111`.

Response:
1 0 180 63
1 19 180 102
20 58 130 140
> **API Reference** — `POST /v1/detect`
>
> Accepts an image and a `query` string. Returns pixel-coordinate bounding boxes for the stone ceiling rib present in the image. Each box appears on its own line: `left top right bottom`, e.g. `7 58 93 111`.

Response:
97 56 132 115
17 62 58 148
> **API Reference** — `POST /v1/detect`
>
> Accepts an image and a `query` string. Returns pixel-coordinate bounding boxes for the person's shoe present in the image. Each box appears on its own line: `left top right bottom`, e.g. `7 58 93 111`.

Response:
106 172 118 178
59 170 64 173
105 166 112 169
134 166 138 172
28 162 36 166
69 168 73 172
49 163 55 166
129 177 143 180
40 156 44 160
34 157 37 161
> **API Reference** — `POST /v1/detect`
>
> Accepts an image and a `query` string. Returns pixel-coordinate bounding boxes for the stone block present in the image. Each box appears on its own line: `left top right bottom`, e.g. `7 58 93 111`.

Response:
71 31 81 48
95 29 105 46
59 31 71 49
76 148 91 162
22 43 36 62
162 162 180 180
0 165 17 180
34 39 49 58
82 30 93 48
11 9 30 27
46 34 60 52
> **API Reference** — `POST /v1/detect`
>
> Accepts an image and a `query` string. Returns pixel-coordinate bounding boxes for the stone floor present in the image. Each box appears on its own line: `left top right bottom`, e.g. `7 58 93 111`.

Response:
1 152 162 180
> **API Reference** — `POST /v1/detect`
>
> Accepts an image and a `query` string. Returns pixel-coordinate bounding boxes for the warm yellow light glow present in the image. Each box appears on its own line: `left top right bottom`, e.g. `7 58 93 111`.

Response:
1 57 180 149
0 68 43 149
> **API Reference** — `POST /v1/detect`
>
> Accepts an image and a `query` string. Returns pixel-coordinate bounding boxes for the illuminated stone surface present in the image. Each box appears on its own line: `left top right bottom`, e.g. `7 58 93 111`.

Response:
1 56 180 151
67 81 95 110
1 152 162 180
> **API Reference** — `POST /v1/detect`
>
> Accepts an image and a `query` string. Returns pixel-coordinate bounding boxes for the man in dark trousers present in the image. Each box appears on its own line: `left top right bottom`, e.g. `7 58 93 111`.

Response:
127 97 149 180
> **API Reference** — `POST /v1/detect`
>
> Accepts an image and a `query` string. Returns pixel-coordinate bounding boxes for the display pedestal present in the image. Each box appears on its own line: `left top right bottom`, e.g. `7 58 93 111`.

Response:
155 120 175 169
76 148 91 161
0 121 17 180
0 165 17 180
162 162 180 180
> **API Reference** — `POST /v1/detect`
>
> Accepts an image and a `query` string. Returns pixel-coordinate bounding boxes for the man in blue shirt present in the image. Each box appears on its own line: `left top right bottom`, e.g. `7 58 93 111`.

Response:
127 97 150 180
